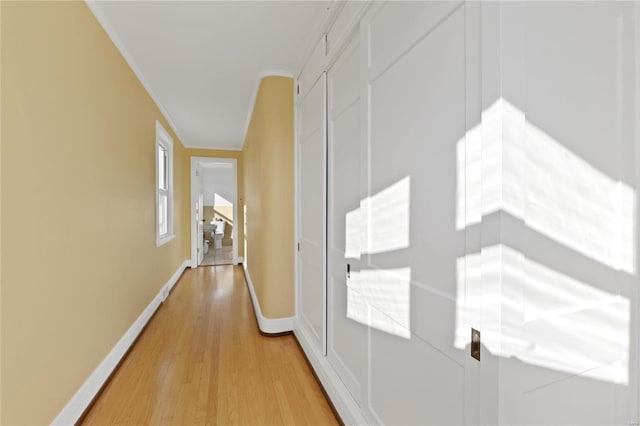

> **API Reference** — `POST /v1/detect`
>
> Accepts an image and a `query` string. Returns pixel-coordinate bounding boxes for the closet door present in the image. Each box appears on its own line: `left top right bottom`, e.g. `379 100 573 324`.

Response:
360 2 480 424
496 2 639 424
327 34 367 407
298 72 327 354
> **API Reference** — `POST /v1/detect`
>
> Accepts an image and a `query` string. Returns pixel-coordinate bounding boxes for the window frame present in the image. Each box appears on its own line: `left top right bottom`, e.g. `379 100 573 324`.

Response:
156 121 175 246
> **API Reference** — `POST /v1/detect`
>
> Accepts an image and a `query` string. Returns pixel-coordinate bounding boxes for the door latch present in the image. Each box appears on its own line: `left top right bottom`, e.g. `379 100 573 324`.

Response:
471 328 481 361
347 263 351 279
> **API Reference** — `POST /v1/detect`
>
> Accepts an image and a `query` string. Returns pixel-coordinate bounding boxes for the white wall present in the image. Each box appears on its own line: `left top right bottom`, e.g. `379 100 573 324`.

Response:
200 166 234 207
295 1 640 425
489 3 638 424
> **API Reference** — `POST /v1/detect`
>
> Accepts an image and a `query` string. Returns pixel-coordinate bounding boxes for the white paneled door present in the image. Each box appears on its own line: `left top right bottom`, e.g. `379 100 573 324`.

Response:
495 2 639 424
298 72 327 355
327 33 367 408
326 2 483 424
302 1 639 425
197 193 204 265
360 2 481 424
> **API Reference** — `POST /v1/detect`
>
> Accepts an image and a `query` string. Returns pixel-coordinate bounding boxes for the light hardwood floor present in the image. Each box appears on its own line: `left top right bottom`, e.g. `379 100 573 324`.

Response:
81 266 339 425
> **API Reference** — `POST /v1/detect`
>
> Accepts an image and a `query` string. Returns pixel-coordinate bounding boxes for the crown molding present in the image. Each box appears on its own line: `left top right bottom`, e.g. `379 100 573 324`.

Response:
182 143 243 152
86 0 188 147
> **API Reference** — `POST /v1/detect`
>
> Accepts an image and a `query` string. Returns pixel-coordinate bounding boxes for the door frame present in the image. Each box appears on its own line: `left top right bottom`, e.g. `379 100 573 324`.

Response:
190 156 239 268
295 70 329 356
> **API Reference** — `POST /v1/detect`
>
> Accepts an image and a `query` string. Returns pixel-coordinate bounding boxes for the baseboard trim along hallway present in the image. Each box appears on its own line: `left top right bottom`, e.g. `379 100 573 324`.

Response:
242 264 294 334
294 326 368 426
78 265 337 424
51 260 191 426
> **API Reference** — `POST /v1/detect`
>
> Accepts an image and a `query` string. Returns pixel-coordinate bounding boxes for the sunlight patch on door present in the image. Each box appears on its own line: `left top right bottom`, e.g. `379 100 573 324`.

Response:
455 244 630 385
345 176 412 339
456 123 482 230
345 208 362 259
454 96 635 383
366 177 410 255
456 98 636 273
524 123 635 274
347 268 411 339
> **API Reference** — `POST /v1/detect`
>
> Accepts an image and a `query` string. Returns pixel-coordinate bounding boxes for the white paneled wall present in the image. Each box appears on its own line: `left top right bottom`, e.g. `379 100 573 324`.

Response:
490 2 639 424
327 32 366 409
295 2 640 425
297 68 327 355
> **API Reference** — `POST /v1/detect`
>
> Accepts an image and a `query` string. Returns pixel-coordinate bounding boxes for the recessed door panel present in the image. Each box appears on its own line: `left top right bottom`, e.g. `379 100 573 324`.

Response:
363 4 477 424
497 2 639 424
369 316 465 426
368 1 462 80
327 37 367 406
298 73 327 353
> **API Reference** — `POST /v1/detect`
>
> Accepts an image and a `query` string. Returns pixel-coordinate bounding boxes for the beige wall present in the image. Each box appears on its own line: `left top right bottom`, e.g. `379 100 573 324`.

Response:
1 2 189 423
185 148 244 255
0 2 4 421
243 76 294 319
203 205 215 223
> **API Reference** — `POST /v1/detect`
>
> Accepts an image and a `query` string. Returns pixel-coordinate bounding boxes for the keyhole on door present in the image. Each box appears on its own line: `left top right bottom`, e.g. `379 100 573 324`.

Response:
347 263 351 279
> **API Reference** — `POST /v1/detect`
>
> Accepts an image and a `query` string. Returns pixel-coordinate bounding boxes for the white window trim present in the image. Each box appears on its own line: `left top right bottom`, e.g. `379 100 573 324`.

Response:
156 121 175 246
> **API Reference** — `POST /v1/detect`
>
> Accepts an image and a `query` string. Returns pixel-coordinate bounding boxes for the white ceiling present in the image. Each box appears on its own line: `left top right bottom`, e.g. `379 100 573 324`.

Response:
88 1 330 150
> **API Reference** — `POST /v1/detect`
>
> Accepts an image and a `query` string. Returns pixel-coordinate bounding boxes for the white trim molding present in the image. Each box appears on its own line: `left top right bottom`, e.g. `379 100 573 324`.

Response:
181 144 243 151
85 1 186 146
51 260 190 426
294 325 368 426
190 157 239 269
156 121 175 247
293 0 343 77
242 264 294 334
635 3 640 422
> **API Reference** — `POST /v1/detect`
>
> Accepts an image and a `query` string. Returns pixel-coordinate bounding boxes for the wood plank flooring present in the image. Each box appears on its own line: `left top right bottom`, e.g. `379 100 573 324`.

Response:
81 265 338 425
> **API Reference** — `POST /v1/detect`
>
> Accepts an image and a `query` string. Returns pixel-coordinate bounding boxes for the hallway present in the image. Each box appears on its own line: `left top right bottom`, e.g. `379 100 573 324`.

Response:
81 266 338 425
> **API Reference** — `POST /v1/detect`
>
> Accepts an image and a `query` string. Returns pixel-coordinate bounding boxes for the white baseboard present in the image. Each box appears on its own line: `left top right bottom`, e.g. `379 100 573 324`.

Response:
161 260 190 301
242 264 294 334
234 256 244 265
294 325 368 426
51 260 190 425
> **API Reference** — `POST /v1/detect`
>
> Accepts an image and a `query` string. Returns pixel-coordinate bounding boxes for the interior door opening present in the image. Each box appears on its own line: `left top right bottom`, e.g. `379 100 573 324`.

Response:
190 157 239 267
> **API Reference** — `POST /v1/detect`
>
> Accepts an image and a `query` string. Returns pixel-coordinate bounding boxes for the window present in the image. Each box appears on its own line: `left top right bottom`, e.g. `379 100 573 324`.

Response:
156 121 174 246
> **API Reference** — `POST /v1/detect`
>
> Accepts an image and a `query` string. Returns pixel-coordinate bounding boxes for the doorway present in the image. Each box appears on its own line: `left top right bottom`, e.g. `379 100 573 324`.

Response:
190 157 239 267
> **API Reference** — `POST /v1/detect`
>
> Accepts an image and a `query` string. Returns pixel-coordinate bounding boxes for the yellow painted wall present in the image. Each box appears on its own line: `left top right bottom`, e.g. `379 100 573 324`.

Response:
204 205 216 223
243 76 294 319
0 2 4 421
1 2 190 423
185 148 244 255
